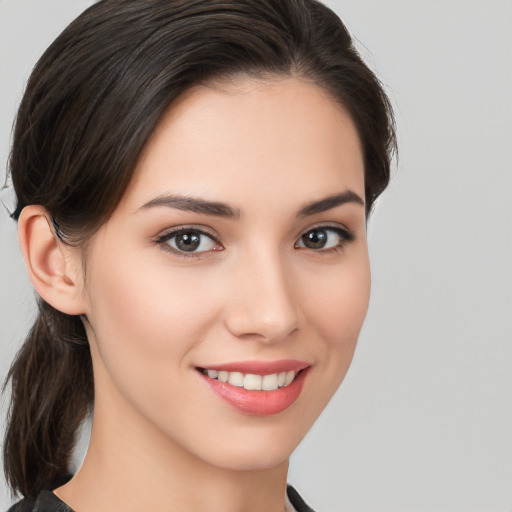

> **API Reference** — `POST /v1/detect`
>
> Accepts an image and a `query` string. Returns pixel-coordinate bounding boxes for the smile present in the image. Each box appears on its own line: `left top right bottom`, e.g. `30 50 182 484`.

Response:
196 360 311 416
200 368 297 391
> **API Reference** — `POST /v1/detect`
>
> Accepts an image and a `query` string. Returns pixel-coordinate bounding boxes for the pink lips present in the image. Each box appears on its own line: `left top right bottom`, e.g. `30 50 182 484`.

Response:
197 359 310 416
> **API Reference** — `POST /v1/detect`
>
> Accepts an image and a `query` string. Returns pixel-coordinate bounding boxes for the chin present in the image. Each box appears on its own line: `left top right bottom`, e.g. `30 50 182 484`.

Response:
188 413 312 473
203 437 297 472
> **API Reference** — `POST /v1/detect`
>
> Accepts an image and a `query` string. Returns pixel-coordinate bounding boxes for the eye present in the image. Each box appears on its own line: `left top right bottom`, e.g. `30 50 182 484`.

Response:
295 226 354 251
155 228 222 256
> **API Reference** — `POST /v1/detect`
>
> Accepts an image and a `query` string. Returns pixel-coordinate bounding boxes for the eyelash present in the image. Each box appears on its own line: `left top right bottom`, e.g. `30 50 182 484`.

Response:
154 226 222 258
295 224 354 253
154 224 355 258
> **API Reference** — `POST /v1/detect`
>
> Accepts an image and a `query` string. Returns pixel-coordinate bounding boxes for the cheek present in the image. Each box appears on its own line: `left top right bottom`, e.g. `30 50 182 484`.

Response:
90 254 208 333
83 249 230 442
303 250 371 349
297 249 371 408
83 248 221 386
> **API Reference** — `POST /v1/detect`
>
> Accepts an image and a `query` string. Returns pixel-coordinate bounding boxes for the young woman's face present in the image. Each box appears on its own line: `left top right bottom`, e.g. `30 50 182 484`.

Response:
79 77 369 471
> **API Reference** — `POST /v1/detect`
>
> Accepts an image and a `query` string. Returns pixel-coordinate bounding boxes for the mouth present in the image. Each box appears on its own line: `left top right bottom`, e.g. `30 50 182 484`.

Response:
197 368 300 391
196 360 311 416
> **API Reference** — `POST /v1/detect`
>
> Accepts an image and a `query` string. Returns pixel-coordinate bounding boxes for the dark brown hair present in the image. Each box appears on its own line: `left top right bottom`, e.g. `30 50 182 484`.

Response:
4 0 396 498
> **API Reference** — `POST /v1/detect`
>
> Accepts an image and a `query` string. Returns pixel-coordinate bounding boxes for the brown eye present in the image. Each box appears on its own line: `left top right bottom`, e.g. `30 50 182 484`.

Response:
174 231 202 251
295 226 353 251
157 228 220 255
301 229 328 249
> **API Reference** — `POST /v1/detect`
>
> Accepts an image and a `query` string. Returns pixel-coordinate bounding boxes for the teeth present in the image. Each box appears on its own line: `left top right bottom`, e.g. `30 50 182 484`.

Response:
284 370 295 386
244 374 262 390
205 369 297 390
228 371 244 387
262 373 278 390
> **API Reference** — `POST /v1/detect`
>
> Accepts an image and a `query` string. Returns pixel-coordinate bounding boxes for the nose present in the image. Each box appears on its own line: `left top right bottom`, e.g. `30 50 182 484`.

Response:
224 248 299 343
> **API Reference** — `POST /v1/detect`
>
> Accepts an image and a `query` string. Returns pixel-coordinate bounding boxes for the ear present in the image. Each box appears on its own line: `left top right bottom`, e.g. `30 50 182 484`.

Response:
18 205 87 315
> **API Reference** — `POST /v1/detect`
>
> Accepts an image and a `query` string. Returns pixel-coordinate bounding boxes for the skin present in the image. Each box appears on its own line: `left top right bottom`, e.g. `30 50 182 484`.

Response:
21 77 369 512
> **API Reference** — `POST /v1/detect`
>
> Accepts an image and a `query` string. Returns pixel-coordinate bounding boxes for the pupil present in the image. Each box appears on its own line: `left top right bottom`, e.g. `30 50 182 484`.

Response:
303 229 327 249
177 232 200 251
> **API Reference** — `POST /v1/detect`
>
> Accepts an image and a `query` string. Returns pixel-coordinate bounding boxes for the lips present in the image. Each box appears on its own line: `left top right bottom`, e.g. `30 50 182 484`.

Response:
196 360 310 416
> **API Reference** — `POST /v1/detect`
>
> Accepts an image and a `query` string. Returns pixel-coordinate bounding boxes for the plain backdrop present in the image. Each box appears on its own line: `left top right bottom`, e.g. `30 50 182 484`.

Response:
1 1 511 511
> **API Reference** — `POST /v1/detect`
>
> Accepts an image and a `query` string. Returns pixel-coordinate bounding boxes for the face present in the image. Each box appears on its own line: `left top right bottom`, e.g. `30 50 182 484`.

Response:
79 77 370 471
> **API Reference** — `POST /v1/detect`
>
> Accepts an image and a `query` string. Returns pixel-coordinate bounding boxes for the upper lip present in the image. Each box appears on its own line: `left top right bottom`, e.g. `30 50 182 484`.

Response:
197 359 310 375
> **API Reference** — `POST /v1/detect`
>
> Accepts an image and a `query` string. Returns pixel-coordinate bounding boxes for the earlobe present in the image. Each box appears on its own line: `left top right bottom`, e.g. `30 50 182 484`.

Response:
18 206 86 315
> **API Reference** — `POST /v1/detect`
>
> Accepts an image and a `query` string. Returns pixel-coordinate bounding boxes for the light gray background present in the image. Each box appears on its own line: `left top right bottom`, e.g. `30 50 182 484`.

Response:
1 1 511 511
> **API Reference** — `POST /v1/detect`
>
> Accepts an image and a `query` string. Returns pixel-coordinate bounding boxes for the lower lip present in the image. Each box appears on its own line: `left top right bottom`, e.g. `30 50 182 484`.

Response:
198 368 309 416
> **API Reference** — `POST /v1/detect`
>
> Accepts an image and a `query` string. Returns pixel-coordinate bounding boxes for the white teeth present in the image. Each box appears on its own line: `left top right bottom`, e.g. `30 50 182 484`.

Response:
228 371 244 387
262 373 279 391
244 373 262 390
204 369 298 390
284 371 295 386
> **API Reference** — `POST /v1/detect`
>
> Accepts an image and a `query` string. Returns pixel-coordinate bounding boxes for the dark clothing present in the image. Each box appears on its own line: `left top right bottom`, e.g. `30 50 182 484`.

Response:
7 491 69 512
7 484 315 512
286 485 316 512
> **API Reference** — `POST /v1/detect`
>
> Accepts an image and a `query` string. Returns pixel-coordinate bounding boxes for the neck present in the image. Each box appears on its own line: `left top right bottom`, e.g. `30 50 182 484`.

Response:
56 384 289 512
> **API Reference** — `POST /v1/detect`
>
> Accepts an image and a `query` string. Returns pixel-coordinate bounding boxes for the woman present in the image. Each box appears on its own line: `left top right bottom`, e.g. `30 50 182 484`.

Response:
3 0 396 511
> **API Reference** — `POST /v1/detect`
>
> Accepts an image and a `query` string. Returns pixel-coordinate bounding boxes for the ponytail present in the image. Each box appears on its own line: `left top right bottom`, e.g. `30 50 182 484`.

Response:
3 300 93 498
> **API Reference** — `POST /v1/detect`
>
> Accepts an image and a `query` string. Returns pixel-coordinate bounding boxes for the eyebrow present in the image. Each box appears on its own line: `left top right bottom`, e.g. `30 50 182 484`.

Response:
139 194 240 218
139 189 364 219
297 190 364 217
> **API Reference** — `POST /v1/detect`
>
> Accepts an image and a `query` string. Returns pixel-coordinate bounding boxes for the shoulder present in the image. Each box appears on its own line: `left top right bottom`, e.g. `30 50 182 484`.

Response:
7 491 74 512
6 497 36 512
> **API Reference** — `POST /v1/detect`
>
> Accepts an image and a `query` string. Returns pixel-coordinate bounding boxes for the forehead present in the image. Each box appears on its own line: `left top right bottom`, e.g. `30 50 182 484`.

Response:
123 77 365 211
